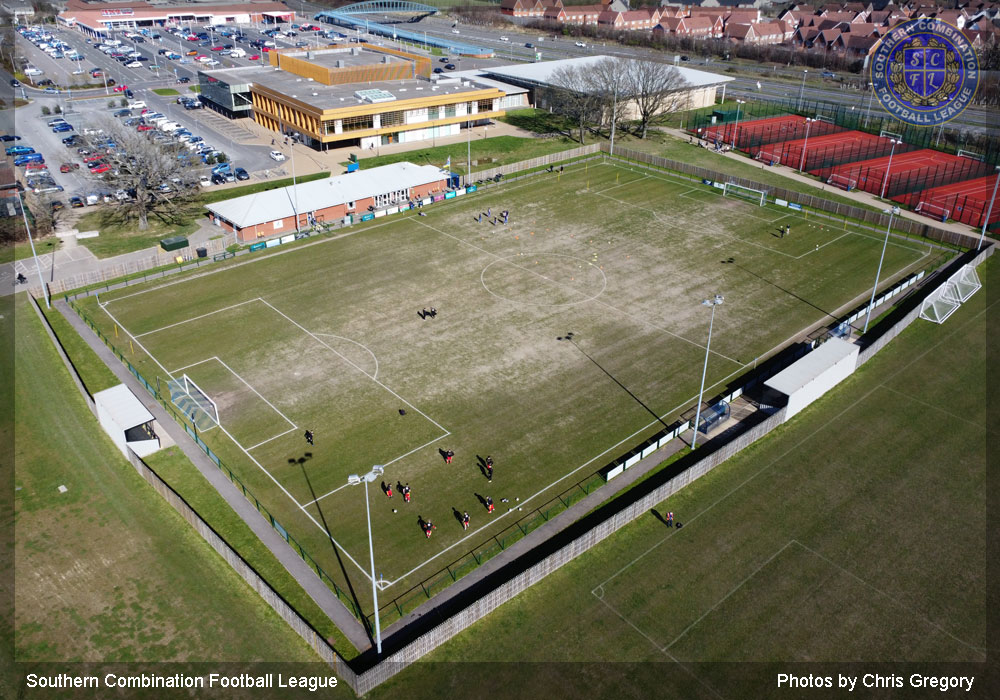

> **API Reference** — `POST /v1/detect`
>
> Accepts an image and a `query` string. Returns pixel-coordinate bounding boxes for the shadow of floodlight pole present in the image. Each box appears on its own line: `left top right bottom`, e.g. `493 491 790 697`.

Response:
558 332 670 431
290 454 374 648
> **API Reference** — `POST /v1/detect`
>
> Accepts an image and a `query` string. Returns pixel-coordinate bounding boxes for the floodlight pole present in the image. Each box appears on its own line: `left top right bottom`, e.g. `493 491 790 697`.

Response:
466 118 471 187
16 190 50 308
879 139 899 200
609 79 619 158
798 117 814 173
731 99 745 150
863 82 874 128
978 166 1000 251
797 69 808 111
863 207 898 334
348 465 384 655
691 295 723 450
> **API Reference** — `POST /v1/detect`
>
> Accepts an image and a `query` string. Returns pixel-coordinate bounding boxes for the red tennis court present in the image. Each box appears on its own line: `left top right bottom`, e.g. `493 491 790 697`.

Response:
895 173 1000 228
817 149 991 198
753 130 885 171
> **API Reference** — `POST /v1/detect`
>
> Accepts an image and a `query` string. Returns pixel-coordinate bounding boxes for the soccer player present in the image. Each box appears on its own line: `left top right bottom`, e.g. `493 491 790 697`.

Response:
485 456 494 482
424 520 435 538
304 430 314 446
486 496 494 513
462 511 470 530
402 484 411 503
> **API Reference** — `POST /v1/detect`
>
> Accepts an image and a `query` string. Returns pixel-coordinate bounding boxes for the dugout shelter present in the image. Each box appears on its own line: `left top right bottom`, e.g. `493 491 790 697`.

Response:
94 385 165 458
763 338 858 420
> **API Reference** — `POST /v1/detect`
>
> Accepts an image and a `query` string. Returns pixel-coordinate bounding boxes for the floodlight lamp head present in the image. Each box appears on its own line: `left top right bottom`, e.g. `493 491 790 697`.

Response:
348 474 362 485
372 464 385 476
714 294 725 305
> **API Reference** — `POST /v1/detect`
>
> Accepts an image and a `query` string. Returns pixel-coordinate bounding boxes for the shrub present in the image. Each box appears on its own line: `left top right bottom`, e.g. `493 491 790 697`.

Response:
40 106 50 115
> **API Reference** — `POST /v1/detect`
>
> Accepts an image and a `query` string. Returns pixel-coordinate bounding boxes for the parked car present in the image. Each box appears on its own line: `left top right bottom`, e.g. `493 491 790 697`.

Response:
114 108 132 117
59 162 80 173
500 36 509 42
575 41 586 48
0 134 21 142
269 150 285 161
128 101 146 109
177 76 190 83
234 167 249 181
6 145 35 156
69 196 85 208
445 63 455 70
47 118 68 127
210 172 227 185
51 200 64 212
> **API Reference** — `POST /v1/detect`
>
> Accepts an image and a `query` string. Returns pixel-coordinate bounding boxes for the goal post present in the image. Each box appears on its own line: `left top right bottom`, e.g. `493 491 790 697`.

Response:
879 129 903 141
755 150 781 166
957 149 985 162
723 181 767 207
915 200 950 221
168 374 219 428
827 173 857 191
814 114 836 124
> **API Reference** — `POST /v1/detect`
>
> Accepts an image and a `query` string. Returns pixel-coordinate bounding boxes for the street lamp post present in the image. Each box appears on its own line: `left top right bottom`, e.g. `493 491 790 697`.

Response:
879 139 899 200
691 294 724 450
978 166 1000 251
863 207 899 334
731 99 745 150
16 191 50 309
348 465 385 655
609 78 619 157
798 117 815 173
797 69 808 110
863 82 874 128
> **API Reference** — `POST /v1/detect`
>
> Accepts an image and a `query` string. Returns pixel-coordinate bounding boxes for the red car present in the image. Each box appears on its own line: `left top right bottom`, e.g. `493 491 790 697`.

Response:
137 124 154 131
248 54 260 60
90 69 103 78
210 45 224 51
89 164 111 174
113 85 129 92
83 154 103 163
60 162 80 173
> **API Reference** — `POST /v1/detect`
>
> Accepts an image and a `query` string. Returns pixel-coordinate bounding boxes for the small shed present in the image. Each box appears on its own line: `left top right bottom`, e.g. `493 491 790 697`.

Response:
764 338 859 419
94 385 162 458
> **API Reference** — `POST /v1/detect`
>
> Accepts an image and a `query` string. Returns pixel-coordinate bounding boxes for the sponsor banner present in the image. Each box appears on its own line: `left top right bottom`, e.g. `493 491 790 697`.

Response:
445 191 456 199
432 194 446 202
775 198 788 207
360 212 375 222
712 182 726 191
788 202 803 211
249 242 266 251
280 234 295 245
265 238 280 248
466 184 477 193
702 178 713 186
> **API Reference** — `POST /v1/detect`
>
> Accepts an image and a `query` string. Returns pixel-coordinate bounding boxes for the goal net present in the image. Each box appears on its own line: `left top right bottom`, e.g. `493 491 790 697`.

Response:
755 150 781 166
880 129 903 141
724 182 767 207
815 114 836 124
919 264 981 324
915 200 950 221
168 374 219 431
827 173 857 191
957 149 985 162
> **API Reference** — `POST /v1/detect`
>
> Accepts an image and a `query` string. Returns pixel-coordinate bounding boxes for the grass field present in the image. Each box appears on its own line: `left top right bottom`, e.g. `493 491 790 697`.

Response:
369 256 994 700
70 158 944 624
13 295 320 664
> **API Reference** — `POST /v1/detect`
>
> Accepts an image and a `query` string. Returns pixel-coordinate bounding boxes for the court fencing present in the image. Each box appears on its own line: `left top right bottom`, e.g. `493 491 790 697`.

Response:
896 177 1000 229
29 295 359 691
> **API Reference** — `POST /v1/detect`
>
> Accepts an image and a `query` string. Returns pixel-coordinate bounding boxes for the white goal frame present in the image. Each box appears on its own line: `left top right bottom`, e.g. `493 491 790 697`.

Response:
915 200 950 221
919 264 981 324
827 173 857 190
815 115 836 124
880 129 903 141
957 149 985 162
724 181 767 207
755 149 781 165
179 373 220 425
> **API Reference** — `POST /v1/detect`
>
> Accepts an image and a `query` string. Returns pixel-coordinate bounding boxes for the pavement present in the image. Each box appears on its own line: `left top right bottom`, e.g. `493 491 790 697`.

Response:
54 296 374 653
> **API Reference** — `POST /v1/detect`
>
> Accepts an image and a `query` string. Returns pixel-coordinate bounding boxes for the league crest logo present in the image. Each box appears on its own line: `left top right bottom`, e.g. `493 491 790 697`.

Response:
870 19 979 126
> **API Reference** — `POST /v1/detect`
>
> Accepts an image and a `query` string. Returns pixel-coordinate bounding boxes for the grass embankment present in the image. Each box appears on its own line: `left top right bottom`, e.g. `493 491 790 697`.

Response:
75 172 331 258
13 295 324 663
152 88 180 96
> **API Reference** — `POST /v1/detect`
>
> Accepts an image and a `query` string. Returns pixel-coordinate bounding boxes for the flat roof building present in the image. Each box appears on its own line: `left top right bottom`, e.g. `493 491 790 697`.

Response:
58 0 293 35
199 45 520 151
206 161 449 240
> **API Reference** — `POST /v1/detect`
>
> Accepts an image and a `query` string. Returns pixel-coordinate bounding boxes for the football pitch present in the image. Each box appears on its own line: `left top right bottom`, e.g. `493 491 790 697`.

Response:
75 158 942 618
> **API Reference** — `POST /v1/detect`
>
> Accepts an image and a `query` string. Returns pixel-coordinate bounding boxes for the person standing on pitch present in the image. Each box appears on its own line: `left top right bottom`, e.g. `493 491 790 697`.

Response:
304 430 314 446
666 511 674 527
485 455 494 482
402 484 411 503
486 496 494 513
462 511 470 530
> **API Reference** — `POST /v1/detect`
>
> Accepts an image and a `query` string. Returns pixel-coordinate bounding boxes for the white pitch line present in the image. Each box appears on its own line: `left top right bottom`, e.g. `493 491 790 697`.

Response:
312 332 380 380
382 361 749 587
99 303 176 380
247 426 299 451
171 357 219 374
301 431 451 509
664 540 798 650
213 355 297 430
258 298 450 435
133 298 263 337
594 174 648 195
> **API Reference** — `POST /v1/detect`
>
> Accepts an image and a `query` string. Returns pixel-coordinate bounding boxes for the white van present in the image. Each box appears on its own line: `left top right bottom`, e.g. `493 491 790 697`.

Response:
159 121 181 132
230 48 246 58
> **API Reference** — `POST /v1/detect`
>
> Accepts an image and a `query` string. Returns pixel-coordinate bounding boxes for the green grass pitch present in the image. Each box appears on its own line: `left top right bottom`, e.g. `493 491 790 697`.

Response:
75 158 943 620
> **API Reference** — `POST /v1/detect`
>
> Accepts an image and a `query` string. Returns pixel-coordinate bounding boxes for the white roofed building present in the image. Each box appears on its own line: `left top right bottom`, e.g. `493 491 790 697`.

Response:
205 162 449 241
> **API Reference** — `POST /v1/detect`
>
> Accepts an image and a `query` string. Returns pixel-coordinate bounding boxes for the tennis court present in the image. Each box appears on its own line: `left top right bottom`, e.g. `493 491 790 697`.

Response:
819 149 990 198
897 173 1000 227
754 130 884 171
697 115 813 150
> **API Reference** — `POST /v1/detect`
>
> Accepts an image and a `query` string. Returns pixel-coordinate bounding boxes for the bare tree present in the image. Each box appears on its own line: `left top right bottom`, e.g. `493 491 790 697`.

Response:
624 60 689 140
546 64 603 145
86 120 200 231
590 57 633 140
24 192 59 238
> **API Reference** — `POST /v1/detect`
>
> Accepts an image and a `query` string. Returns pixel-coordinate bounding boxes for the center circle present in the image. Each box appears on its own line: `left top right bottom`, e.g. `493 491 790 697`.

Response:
481 253 607 307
